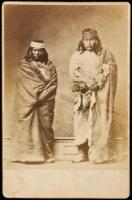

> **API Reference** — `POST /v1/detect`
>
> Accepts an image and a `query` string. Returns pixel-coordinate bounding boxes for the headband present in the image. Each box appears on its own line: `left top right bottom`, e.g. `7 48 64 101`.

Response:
82 29 99 39
30 41 45 48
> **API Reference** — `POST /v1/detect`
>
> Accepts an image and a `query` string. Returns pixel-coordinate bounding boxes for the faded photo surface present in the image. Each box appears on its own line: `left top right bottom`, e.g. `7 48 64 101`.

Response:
3 2 130 198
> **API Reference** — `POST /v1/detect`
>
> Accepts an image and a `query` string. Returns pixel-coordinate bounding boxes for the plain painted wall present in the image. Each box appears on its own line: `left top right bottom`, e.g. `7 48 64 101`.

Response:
3 4 130 139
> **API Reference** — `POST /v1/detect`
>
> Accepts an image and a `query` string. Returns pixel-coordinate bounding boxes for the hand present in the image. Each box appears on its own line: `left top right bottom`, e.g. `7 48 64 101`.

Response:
86 79 97 89
80 82 86 90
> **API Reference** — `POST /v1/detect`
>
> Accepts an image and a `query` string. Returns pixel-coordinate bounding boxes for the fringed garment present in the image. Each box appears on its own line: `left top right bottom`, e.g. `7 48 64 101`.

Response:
69 49 117 163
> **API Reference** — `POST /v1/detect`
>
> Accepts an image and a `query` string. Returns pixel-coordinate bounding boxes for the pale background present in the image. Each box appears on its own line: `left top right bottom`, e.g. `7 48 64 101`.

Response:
4 5 129 141
3 2 130 198
4 3 129 143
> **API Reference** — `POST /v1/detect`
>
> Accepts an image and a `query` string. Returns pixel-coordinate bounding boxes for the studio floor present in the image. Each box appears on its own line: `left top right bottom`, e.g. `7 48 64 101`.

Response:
3 137 129 170
3 138 129 198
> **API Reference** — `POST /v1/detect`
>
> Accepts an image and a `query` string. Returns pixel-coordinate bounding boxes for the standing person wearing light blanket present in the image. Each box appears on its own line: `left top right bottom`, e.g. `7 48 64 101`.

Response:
12 40 58 163
69 28 117 163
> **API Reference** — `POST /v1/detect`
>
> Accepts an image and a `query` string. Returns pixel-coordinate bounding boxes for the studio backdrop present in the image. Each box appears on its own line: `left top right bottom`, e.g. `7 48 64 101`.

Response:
4 4 129 147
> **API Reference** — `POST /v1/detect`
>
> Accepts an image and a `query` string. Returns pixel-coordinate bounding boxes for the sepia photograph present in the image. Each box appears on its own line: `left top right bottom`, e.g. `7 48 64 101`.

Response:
2 1 130 198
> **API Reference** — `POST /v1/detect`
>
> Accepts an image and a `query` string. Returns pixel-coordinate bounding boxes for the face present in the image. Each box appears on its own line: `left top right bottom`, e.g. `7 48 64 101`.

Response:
83 34 97 51
32 47 44 61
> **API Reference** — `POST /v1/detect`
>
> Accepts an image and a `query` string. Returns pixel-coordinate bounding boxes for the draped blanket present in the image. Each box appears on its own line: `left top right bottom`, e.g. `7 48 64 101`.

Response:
12 59 57 162
69 49 117 163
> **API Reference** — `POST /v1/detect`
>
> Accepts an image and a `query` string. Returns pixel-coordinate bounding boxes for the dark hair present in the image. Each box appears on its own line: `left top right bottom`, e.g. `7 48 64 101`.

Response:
77 29 102 55
24 40 48 64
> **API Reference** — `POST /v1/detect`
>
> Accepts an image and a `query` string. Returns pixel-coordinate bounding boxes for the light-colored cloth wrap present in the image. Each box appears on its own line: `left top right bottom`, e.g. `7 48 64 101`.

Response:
69 48 117 163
